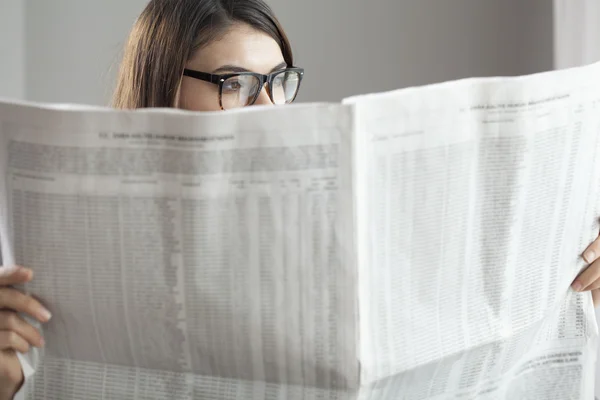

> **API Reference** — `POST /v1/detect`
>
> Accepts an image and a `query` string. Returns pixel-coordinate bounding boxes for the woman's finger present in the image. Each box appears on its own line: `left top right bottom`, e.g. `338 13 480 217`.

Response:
572 258 600 291
0 266 32 287
0 288 51 323
586 277 600 291
0 331 30 353
0 311 44 348
593 289 600 308
582 235 600 264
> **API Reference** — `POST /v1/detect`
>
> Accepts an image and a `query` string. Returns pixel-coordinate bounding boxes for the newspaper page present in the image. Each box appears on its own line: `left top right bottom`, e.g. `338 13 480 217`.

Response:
0 102 359 399
345 62 600 399
0 63 599 400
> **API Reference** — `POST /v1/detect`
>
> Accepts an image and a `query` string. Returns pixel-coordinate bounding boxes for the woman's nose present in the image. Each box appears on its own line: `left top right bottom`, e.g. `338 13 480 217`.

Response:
253 86 273 106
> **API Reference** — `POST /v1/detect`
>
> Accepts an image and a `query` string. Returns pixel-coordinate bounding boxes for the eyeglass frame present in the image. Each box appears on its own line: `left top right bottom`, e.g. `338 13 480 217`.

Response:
182 67 304 110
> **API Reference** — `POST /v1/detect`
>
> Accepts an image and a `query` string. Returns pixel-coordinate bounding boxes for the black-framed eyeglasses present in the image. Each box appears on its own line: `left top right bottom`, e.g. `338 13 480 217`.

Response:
183 67 304 110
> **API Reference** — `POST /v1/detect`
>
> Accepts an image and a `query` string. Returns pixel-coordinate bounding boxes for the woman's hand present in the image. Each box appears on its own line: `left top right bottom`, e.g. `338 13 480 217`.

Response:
572 234 600 307
0 266 50 400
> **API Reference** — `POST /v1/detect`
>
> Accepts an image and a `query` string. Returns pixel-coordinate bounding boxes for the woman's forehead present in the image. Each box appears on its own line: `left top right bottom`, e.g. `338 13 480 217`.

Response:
187 23 285 74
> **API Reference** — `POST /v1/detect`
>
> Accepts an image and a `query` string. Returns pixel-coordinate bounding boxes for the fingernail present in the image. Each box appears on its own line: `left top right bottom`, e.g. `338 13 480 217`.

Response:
38 308 52 322
38 337 45 347
572 281 583 292
584 250 596 264
20 268 32 279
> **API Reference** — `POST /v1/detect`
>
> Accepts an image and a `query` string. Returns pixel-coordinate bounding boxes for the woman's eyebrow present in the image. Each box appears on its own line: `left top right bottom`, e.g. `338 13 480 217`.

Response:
212 65 248 73
269 61 287 72
212 61 288 74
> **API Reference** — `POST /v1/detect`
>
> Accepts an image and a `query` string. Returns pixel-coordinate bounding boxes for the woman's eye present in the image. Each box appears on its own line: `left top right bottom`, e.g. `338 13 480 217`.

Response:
223 80 242 92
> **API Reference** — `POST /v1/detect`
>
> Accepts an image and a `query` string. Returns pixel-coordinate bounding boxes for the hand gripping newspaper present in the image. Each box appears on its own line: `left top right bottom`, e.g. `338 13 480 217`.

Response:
0 61 599 400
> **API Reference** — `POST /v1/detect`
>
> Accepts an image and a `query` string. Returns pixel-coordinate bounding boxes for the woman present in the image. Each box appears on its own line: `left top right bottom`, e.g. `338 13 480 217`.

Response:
1 0 599 398
111 0 303 110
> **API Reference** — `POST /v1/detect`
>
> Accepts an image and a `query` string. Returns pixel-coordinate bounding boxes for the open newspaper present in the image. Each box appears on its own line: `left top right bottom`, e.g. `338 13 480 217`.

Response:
0 61 599 400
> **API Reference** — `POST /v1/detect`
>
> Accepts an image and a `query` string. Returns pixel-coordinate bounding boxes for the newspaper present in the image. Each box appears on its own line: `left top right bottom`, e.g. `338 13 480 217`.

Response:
0 61 599 399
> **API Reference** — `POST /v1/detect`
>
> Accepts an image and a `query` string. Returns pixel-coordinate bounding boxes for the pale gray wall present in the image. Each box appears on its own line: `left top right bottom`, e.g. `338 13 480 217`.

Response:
1 0 553 105
25 0 149 105
270 0 553 102
0 0 25 100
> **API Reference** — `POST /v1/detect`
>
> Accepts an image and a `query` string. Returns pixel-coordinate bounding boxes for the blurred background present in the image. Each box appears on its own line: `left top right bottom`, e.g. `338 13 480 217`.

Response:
2 0 594 106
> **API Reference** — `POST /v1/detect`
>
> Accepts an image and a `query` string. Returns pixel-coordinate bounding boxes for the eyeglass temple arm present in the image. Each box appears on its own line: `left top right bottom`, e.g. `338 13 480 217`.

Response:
182 69 221 84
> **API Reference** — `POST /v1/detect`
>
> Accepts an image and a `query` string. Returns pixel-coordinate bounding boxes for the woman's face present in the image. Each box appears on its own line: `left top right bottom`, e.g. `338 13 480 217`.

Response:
179 23 286 111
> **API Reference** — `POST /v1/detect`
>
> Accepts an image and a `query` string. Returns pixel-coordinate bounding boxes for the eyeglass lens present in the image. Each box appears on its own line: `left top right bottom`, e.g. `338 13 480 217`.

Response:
221 70 301 110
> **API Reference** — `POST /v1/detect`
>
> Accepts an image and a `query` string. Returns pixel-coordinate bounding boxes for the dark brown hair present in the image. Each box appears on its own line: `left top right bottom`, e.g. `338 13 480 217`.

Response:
112 0 293 109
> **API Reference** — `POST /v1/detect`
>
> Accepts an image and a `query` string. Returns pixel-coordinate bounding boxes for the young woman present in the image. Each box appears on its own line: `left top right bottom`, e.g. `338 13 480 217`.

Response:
1 0 599 398
111 0 303 111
